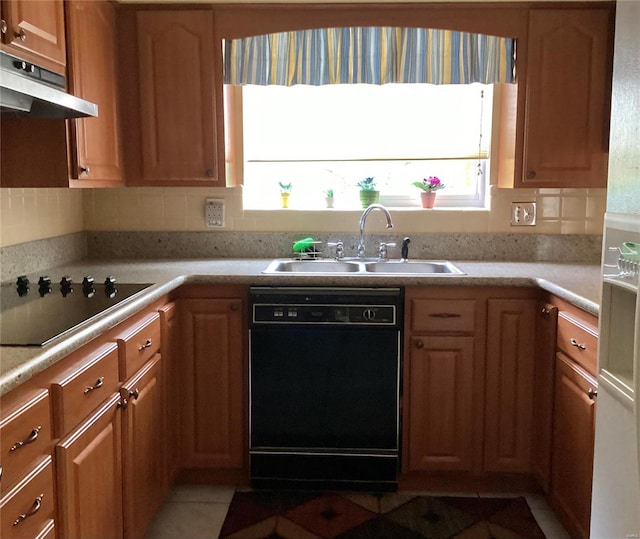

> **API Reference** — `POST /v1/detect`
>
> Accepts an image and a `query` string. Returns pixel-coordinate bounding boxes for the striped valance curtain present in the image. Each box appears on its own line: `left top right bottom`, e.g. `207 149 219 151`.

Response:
224 27 515 86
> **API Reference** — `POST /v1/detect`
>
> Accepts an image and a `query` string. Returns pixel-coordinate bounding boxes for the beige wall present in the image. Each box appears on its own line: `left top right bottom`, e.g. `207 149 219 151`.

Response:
0 185 605 248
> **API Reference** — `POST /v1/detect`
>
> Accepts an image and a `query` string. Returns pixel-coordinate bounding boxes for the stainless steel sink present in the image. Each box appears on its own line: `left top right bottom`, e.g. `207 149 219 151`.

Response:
263 259 465 275
263 260 362 273
363 260 465 274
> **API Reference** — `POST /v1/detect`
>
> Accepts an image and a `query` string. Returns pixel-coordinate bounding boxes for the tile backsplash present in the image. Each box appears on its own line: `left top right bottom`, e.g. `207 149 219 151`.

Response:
0 185 606 249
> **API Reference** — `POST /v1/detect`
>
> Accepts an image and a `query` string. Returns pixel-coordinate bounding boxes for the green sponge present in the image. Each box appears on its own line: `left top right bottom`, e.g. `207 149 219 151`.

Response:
293 237 314 253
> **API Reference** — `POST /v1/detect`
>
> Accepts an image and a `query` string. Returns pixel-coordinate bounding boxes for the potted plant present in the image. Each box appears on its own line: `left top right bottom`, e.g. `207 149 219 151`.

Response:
324 188 335 208
356 177 379 208
412 176 445 208
279 182 292 208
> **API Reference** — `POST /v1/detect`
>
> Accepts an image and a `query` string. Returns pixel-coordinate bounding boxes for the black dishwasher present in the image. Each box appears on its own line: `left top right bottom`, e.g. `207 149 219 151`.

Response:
249 287 402 491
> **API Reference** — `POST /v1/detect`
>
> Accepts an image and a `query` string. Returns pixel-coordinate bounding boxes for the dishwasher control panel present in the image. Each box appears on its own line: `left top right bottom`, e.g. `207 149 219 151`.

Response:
253 303 396 325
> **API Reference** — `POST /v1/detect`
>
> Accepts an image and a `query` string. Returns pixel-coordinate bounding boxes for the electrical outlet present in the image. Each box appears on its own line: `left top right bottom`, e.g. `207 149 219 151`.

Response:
205 199 225 228
510 202 537 226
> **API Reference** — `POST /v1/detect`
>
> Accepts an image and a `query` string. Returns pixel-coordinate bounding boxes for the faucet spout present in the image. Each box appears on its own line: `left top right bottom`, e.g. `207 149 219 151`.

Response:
357 204 393 258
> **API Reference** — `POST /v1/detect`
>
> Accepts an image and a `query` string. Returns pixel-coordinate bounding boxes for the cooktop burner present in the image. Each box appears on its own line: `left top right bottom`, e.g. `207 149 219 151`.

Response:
0 275 152 346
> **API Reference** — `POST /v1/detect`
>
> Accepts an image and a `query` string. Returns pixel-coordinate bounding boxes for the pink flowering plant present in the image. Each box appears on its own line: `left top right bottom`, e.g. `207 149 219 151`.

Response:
412 176 445 192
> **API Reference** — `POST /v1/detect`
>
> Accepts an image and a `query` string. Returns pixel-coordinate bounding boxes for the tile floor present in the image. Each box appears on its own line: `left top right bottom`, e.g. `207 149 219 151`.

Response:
143 485 572 539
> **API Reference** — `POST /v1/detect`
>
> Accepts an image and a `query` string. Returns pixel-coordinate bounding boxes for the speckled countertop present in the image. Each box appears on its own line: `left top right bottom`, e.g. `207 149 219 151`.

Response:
0 258 601 396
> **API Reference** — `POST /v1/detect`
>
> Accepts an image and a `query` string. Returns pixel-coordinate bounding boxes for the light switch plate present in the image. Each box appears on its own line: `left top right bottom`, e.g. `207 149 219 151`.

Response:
205 199 225 228
510 202 537 226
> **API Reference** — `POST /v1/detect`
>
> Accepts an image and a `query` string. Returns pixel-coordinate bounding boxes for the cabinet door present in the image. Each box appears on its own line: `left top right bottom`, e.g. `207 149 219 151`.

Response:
1 0 66 73
406 336 475 472
135 10 220 186
521 8 613 188
56 394 123 539
159 303 179 484
484 298 536 473
180 298 244 469
66 0 123 186
531 302 558 492
551 352 597 539
121 355 164 539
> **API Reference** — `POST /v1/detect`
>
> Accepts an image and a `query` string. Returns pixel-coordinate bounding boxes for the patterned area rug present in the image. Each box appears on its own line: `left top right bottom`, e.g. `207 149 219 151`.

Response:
218 491 547 539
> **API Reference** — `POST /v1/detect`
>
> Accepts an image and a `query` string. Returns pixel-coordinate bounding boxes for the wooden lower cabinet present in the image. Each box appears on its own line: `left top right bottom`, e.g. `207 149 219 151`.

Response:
121 355 165 539
56 393 124 539
484 298 536 473
531 302 558 492
180 296 245 470
0 456 56 539
406 335 475 472
550 352 597 539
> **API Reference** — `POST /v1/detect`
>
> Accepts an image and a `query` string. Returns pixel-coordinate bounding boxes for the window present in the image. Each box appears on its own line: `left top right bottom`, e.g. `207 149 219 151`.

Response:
227 82 493 209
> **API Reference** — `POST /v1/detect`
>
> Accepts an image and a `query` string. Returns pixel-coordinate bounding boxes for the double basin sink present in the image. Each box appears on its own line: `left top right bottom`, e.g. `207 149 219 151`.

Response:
263 259 465 275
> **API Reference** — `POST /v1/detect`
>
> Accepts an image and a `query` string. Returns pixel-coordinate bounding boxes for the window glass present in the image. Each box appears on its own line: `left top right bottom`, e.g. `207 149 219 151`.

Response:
231 83 493 209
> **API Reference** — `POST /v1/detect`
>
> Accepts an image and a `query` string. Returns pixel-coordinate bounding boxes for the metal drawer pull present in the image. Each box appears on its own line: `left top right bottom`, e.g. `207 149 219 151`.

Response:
429 313 462 318
84 377 105 394
570 338 586 350
10 426 42 451
588 388 598 400
13 493 44 525
138 339 152 351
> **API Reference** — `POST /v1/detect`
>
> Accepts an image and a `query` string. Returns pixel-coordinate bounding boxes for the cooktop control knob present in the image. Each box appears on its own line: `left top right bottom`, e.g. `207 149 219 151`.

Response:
60 276 73 297
16 275 30 288
82 276 95 298
104 276 117 298
38 276 52 296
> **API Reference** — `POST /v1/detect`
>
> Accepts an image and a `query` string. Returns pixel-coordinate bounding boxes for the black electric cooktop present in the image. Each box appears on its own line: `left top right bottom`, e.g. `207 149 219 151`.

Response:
0 276 151 346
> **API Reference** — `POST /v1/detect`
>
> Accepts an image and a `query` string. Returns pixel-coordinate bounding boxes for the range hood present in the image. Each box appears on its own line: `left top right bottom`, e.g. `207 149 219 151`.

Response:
0 51 97 119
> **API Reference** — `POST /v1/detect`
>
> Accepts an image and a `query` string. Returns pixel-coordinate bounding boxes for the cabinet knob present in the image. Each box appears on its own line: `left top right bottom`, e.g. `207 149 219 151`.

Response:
10 425 42 451
13 493 44 525
415 340 424 349
14 28 26 41
526 170 536 179
1 20 7 35
230 302 240 312
80 166 90 175
129 388 140 400
205 168 214 178
138 339 152 351
117 398 128 410
588 388 598 400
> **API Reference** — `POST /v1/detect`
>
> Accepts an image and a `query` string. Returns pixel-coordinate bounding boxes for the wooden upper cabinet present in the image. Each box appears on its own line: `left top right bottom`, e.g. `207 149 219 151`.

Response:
133 10 221 186
1 0 66 73
520 8 614 188
66 0 123 186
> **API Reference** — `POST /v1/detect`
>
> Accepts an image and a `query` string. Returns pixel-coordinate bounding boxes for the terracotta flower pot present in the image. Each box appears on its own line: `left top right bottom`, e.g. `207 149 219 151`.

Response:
421 191 436 208
359 190 380 208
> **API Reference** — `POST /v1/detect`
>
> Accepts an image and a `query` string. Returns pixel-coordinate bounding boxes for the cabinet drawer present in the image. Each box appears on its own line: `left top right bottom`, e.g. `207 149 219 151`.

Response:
51 343 120 437
0 456 55 539
557 312 598 375
411 299 476 334
115 312 161 380
0 389 52 494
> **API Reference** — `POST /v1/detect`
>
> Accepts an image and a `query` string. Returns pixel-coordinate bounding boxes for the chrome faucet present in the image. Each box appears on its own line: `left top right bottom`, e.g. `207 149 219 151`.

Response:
357 204 393 258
